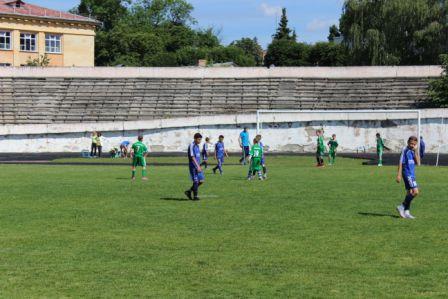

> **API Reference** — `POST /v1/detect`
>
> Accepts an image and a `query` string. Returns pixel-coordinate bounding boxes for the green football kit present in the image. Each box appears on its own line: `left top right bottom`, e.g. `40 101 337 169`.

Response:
328 139 338 164
377 137 384 165
131 141 148 178
249 144 263 172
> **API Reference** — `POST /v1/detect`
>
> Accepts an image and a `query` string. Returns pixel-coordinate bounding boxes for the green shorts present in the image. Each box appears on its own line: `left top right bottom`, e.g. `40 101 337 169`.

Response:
250 158 262 172
132 156 146 167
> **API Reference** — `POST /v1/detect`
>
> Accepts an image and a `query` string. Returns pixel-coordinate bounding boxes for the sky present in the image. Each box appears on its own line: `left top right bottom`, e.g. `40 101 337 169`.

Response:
27 0 345 48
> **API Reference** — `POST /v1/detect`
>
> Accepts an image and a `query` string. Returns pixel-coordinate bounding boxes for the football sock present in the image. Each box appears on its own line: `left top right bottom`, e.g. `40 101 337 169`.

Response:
142 168 147 177
191 182 199 197
263 166 267 174
403 193 414 210
132 170 136 178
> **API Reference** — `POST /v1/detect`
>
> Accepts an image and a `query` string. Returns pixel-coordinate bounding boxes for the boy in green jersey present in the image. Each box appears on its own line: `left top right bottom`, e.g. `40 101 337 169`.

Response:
316 130 325 167
376 133 385 166
131 135 148 181
247 138 264 180
327 134 339 165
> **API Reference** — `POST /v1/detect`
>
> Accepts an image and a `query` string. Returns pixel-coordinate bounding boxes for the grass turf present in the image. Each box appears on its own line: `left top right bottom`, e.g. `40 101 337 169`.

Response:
0 156 447 298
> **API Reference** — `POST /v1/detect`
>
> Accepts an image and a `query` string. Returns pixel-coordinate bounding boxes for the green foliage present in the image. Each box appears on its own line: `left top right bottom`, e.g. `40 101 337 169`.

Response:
74 0 130 31
428 54 448 107
328 24 341 42
308 42 349 66
340 0 448 65
74 0 255 66
230 37 264 66
1 156 448 297
26 54 51 67
265 39 310 67
273 8 295 41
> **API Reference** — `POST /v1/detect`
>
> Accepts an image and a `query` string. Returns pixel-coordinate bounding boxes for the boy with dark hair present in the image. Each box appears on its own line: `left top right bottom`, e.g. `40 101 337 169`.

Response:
247 138 264 180
185 133 204 201
256 134 267 179
396 136 421 219
327 134 339 165
316 130 325 167
200 137 211 169
131 136 148 181
213 135 229 175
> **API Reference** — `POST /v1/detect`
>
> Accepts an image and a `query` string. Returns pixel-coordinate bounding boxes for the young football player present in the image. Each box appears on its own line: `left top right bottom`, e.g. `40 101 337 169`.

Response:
131 136 148 181
376 133 385 166
396 136 421 219
213 135 229 175
316 130 325 167
327 134 339 165
247 138 264 180
256 134 268 179
200 137 212 169
185 133 205 201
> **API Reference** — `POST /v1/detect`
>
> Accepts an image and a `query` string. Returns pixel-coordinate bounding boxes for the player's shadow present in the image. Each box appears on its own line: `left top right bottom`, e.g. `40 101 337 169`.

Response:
358 212 400 219
160 197 191 201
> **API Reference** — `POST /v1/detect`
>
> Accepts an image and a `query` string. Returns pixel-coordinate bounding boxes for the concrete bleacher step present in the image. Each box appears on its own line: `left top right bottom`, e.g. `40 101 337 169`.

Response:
0 76 433 124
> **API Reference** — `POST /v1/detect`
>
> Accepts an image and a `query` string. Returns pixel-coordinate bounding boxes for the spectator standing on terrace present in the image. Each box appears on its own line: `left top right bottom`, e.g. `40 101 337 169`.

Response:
96 133 105 158
239 127 251 165
90 131 98 157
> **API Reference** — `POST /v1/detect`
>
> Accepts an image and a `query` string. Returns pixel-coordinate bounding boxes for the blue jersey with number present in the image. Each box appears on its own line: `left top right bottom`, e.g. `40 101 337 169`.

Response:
188 142 201 168
400 147 416 177
240 131 250 147
215 141 225 158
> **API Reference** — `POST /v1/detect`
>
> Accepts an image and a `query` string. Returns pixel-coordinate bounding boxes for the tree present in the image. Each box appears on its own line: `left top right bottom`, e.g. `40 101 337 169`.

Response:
264 39 310 67
308 42 348 66
73 0 130 31
231 37 264 66
428 54 448 107
26 54 50 67
328 25 341 42
340 0 448 65
273 8 295 41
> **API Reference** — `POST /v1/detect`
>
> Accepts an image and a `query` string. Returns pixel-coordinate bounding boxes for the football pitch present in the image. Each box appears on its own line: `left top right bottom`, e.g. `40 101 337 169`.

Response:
1 156 447 298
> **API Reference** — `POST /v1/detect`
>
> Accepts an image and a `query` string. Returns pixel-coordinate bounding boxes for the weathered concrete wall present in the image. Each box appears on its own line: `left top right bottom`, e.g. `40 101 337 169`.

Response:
0 65 442 79
0 110 446 153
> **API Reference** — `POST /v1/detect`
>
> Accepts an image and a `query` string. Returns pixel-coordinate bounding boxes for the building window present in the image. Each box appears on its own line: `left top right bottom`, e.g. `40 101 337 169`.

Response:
0 31 12 50
45 34 62 53
20 33 37 52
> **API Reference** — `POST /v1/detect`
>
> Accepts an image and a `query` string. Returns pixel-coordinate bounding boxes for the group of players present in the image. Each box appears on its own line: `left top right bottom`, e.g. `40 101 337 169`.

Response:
127 128 421 219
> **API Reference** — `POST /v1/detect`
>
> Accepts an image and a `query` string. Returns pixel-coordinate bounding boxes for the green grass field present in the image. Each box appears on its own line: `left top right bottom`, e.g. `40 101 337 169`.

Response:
1 156 447 298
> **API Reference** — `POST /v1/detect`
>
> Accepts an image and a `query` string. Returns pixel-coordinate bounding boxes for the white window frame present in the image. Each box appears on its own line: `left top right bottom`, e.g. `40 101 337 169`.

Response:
0 31 12 50
20 32 37 52
45 34 62 54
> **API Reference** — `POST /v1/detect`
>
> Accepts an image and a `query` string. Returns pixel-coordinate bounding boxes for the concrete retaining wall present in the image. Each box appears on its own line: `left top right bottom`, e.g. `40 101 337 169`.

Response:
0 109 446 154
0 65 442 79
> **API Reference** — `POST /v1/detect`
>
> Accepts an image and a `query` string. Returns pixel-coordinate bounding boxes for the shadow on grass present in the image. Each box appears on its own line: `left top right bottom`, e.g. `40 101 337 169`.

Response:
160 197 191 201
358 212 400 219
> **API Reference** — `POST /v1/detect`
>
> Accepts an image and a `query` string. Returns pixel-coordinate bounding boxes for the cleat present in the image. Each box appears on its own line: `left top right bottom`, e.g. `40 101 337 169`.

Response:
405 210 416 219
193 197 200 201
184 190 192 200
378 164 383 167
142 177 148 181
396 205 406 218
213 168 216 174
131 177 136 181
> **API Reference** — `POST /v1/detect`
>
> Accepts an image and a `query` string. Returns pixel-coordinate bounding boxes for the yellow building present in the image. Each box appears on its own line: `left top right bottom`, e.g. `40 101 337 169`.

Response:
0 0 99 67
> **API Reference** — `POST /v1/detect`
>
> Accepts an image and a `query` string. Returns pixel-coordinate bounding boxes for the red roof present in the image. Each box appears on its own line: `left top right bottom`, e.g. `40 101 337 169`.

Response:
0 0 100 24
